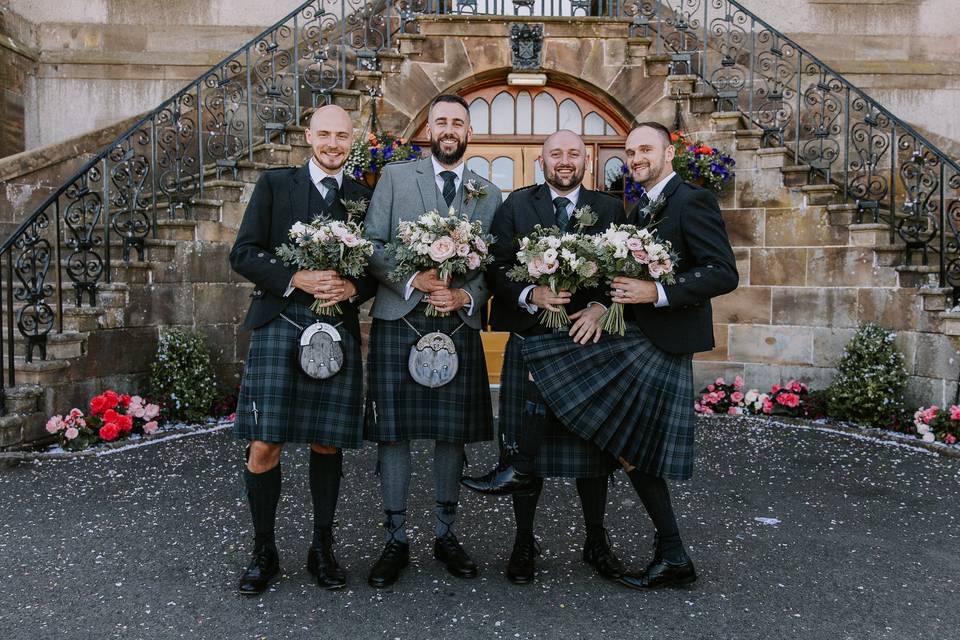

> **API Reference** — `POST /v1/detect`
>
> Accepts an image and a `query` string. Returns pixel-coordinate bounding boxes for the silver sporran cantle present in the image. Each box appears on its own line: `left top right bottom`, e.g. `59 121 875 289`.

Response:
298 321 344 379
407 331 459 388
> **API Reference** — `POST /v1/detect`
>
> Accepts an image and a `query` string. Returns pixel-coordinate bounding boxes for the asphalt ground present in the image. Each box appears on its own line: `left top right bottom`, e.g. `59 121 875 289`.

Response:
1 417 958 640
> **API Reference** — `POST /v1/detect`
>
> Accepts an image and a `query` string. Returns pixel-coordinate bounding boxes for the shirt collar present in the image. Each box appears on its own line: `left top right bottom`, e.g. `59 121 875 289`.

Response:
547 184 581 208
645 171 676 201
431 156 464 182
308 158 343 189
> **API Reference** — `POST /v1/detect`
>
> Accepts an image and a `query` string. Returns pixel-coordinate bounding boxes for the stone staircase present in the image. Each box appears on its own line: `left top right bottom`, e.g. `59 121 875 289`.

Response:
1 9 958 448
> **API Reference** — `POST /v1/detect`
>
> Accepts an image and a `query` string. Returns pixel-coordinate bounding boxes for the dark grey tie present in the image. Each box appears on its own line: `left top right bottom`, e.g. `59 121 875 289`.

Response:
636 191 651 224
553 196 571 232
440 171 457 207
321 176 339 209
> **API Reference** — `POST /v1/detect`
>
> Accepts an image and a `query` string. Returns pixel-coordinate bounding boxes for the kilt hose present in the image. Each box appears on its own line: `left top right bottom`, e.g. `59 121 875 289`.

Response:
234 302 365 448
364 307 493 444
521 323 696 481
499 334 617 478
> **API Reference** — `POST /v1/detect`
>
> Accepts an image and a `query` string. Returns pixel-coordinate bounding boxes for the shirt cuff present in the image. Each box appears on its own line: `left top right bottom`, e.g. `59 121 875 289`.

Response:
586 300 607 311
284 276 296 298
404 273 417 300
654 281 669 308
519 285 538 314
461 289 475 316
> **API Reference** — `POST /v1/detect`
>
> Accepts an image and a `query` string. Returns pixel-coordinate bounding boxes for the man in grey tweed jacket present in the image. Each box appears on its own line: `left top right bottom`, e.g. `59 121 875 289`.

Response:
363 94 501 588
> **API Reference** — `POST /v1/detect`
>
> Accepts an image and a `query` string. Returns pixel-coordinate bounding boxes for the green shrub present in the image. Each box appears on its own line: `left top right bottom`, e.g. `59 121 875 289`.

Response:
826 323 907 427
149 328 217 423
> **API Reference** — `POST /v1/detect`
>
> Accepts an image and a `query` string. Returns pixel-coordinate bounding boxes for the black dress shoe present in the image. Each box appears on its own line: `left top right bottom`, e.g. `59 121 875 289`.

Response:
582 529 625 580
506 532 540 585
433 534 478 578
461 466 538 496
237 543 280 595
307 529 346 590
368 540 409 589
618 556 697 590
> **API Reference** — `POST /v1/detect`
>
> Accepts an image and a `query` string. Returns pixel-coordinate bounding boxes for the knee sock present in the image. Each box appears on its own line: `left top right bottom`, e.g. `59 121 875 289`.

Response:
511 476 544 537
434 441 465 538
245 463 281 549
309 449 341 546
378 441 411 544
576 475 609 540
513 378 549 474
627 468 686 562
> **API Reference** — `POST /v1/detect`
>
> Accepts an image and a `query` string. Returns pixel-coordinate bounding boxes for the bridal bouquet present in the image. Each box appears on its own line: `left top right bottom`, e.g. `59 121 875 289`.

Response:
275 215 374 316
386 208 495 317
592 224 677 335
507 225 600 329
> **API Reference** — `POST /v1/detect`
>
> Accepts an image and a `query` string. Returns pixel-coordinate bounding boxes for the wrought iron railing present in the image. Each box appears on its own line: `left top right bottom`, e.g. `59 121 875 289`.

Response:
1 0 958 406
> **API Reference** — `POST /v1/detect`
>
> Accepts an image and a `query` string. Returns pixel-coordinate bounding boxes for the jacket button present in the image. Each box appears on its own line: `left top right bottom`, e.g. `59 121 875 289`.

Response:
679 277 686 283
257 252 265 257
695 272 701 278
269 258 277 264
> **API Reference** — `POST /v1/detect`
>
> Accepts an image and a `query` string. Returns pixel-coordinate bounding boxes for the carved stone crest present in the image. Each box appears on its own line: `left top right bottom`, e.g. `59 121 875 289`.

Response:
510 23 543 71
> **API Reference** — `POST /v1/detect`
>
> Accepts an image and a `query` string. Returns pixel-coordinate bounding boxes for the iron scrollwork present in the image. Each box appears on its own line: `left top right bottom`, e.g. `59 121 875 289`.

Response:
63 169 105 307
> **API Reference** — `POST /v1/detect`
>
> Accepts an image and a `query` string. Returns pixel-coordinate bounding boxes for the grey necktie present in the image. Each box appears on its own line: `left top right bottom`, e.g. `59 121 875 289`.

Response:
320 176 339 209
553 196 571 232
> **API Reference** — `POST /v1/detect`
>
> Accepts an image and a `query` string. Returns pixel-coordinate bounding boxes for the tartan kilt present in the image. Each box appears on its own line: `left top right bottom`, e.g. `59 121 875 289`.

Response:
499 334 617 478
234 302 364 447
364 308 493 444
521 324 696 481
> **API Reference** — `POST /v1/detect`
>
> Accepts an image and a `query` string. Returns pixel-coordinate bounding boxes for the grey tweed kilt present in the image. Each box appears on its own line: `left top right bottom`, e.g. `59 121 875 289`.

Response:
234 302 364 447
500 334 617 478
364 306 493 444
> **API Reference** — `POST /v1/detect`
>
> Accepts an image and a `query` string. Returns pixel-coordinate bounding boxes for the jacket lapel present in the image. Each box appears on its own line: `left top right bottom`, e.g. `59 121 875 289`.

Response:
652 174 684 225
288 163 312 225
460 168 480 219
416 158 442 213
531 183 557 228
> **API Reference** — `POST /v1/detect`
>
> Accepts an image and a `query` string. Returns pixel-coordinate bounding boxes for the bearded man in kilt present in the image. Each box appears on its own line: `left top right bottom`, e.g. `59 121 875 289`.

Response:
519 121 738 590
461 130 626 584
363 94 500 588
229 105 374 595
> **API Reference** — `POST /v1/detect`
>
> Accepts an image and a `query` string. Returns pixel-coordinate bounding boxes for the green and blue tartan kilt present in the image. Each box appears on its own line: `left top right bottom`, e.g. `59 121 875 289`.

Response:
364 308 493 444
521 323 696 481
234 302 364 448
499 334 617 478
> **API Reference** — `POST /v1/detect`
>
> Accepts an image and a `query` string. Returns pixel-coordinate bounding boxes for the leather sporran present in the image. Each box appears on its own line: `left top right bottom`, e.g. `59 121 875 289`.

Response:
298 321 344 379
407 331 459 388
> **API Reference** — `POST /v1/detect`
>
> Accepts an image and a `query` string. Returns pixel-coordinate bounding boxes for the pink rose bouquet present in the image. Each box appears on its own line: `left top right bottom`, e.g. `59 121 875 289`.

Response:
387 208 495 317
591 224 677 336
275 206 374 317
507 224 601 329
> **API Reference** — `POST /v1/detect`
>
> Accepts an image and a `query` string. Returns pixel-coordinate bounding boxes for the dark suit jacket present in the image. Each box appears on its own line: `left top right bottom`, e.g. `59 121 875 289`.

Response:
626 175 738 354
487 183 627 335
229 163 375 340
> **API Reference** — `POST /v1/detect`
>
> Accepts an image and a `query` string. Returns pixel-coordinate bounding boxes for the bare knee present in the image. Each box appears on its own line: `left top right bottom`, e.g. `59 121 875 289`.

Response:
310 444 339 455
618 456 635 473
248 441 283 473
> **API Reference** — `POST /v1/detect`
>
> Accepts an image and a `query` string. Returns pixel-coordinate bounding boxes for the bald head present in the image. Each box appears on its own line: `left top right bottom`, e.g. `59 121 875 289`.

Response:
541 129 587 194
305 104 354 173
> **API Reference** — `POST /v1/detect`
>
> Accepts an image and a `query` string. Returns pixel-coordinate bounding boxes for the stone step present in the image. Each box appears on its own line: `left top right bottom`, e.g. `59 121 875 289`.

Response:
918 287 954 312
757 147 790 169
3 384 44 415
781 165 812 187
0 410 50 449
799 184 840 206
106 237 179 262
896 264 941 288
11 358 72 386
10 330 87 360
61 305 124 332
734 129 762 151
250 142 293 166
849 223 896 248
940 311 960 336
155 219 198 242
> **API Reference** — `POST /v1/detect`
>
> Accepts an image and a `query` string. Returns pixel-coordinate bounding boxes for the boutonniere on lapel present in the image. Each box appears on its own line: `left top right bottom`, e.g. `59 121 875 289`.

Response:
463 179 488 204
572 204 598 232
340 198 369 223
639 194 667 226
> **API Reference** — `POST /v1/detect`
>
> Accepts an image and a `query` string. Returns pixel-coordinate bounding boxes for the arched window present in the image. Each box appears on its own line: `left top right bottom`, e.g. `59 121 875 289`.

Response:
490 92 515 135
558 99 583 134
469 98 489 134
533 92 558 135
584 112 606 135
516 91 533 135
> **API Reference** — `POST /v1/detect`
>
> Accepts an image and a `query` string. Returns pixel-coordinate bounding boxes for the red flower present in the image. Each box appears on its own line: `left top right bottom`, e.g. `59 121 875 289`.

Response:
90 394 111 416
119 394 132 408
945 434 957 445
117 414 134 434
103 409 120 424
771 384 781 394
103 390 120 407
99 422 121 442
776 393 800 408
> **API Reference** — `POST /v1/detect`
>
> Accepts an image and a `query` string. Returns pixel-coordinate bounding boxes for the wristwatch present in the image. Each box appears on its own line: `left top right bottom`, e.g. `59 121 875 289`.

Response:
525 288 536 305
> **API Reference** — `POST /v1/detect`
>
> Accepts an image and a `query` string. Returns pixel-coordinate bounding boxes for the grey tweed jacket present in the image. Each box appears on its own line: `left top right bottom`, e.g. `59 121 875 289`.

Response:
365 156 501 330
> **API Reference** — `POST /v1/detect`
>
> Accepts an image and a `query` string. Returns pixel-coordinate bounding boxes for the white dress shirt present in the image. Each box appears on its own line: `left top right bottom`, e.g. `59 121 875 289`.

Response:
403 158 474 315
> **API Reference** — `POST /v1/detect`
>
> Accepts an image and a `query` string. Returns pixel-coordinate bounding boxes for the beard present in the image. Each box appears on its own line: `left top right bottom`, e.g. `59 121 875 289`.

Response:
430 135 468 166
544 163 586 191
630 157 668 189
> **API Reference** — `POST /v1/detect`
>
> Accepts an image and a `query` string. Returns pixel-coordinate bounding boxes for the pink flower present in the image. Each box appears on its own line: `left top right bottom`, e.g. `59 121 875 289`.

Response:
456 243 471 257
700 406 714 415
730 391 744 403
473 238 488 254
762 398 773 414
529 257 546 277
341 233 361 248
130 405 146 418
428 237 457 262
467 253 481 270
717 390 726 399
727 407 743 415
631 250 650 263
734 376 744 389
143 404 160 420
541 261 558 275
945 434 957 445
950 405 960 421
648 263 665 278
68 408 83 420
626 238 644 251
64 427 79 441
694 402 704 413
776 393 800 408
716 377 726 386
707 384 715 392
46 416 64 434
143 421 159 435
771 384 781 394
